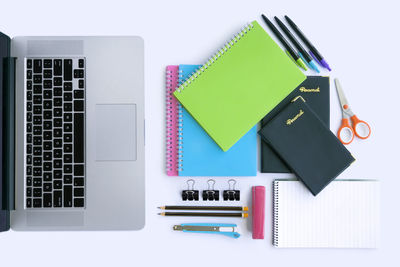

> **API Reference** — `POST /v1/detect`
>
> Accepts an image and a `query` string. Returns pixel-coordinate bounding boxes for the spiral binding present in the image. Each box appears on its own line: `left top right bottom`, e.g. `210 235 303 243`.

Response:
166 66 179 175
177 68 184 172
175 23 254 94
177 67 203 173
273 181 279 247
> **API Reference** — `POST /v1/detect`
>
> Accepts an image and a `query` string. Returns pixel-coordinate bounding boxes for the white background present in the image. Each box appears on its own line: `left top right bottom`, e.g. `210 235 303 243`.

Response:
1 0 400 266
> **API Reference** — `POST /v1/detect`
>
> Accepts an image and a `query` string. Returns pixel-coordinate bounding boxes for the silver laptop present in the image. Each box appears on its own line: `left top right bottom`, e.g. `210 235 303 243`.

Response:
0 33 145 231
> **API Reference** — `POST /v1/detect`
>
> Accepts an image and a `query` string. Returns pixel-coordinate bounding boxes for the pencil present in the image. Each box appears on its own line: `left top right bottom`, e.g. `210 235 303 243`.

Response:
158 206 248 211
158 212 248 218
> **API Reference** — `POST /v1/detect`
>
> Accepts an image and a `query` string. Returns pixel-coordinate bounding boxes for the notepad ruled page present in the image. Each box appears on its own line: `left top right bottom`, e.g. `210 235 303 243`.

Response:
273 180 380 248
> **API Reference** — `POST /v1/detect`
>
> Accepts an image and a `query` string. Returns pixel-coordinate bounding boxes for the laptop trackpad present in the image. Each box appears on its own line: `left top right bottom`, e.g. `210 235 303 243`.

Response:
95 104 137 161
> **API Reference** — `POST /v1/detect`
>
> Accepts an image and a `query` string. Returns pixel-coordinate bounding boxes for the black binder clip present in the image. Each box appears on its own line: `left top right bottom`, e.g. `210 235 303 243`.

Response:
182 179 199 201
202 179 219 201
223 179 240 201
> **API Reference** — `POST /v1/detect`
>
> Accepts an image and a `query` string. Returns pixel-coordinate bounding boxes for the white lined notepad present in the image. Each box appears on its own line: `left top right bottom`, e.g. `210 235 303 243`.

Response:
273 180 380 248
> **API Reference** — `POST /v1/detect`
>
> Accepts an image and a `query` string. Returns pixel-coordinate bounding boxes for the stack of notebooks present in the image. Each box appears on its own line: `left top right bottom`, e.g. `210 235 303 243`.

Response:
166 65 257 176
166 20 355 196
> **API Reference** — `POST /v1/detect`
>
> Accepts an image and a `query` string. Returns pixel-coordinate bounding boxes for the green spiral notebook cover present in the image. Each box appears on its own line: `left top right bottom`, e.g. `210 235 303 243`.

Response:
173 20 306 151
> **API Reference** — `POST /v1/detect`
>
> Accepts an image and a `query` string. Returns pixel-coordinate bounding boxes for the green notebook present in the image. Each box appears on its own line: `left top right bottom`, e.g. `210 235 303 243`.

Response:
174 20 306 151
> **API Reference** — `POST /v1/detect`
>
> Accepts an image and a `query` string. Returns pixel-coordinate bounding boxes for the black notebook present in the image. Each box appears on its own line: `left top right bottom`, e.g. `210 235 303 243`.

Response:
258 97 355 196
261 76 330 173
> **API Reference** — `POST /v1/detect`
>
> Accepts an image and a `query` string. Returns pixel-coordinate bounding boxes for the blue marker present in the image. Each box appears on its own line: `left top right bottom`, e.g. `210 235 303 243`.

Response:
274 17 320 73
299 52 320 73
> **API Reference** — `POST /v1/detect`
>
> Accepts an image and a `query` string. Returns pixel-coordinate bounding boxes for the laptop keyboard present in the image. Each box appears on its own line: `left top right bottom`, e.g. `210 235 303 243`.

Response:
25 58 85 208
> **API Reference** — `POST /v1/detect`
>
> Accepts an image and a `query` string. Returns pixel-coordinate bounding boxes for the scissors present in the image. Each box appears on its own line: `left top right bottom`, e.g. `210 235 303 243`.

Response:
334 78 371 145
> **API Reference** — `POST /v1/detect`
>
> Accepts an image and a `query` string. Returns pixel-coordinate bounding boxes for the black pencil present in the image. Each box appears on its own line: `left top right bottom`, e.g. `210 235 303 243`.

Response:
158 206 248 211
158 212 248 218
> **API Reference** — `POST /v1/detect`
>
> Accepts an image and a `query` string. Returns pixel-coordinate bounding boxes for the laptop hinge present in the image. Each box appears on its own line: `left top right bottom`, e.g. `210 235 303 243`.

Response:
0 31 15 232
3 56 16 211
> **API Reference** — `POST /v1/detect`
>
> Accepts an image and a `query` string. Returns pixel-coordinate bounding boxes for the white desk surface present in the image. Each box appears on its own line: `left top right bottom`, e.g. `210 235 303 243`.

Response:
1 0 399 266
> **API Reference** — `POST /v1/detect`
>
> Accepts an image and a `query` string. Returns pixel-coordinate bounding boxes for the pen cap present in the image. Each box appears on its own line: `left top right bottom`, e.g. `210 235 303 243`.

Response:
252 186 266 239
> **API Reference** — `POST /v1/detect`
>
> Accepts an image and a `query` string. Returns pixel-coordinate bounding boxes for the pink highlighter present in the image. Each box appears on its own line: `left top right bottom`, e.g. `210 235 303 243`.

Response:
252 186 266 239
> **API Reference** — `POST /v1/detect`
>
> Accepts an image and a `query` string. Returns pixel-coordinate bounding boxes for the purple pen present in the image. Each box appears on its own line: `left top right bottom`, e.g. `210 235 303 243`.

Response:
285 15 332 71
309 50 331 71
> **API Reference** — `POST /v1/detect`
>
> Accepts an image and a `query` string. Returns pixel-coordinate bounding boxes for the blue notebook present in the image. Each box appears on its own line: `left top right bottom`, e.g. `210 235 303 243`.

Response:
177 64 256 176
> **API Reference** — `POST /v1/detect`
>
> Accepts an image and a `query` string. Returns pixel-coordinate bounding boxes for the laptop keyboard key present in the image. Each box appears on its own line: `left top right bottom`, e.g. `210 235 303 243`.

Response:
54 87 62 96
74 165 84 176
53 191 62 207
74 90 84 98
74 113 84 163
27 187 32 197
54 180 62 190
74 198 84 208
63 82 72 91
33 199 42 208
33 59 42 73
54 158 64 171
64 123 73 132
33 146 42 155
54 149 62 158
43 172 52 181
33 75 42 84
64 154 72 163
64 175 72 184
44 110 52 120
44 152 52 161
54 169 62 179
43 193 52 207
43 59 52 68
64 134 72 142
43 80 52 89
64 59 72 81
74 188 84 197
74 177 84 186
64 103 72 111
64 185 73 207
43 69 52 78
54 59 62 75
43 183 52 192
26 198 32 208
74 100 84 111
54 77 62 86
33 188 42 197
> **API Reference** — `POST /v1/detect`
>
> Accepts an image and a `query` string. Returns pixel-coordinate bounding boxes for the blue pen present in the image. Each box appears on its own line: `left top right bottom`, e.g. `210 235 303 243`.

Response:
173 223 240 238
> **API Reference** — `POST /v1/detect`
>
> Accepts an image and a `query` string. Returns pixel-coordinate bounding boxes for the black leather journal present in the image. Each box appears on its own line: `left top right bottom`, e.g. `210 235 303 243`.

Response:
258 96 355 196
261 76 330 173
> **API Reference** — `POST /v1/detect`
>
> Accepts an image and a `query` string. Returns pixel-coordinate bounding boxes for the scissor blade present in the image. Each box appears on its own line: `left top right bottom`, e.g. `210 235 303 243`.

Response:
334 78 349 109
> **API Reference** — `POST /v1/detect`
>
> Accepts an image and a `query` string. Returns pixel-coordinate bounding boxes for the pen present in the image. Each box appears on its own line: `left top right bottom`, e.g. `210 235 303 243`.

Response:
159 212 248 218
274 17 320 73
285 15 331 71
261 14 307 71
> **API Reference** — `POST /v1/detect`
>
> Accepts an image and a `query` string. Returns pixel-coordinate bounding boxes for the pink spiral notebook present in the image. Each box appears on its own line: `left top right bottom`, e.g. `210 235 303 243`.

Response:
166 65 179 176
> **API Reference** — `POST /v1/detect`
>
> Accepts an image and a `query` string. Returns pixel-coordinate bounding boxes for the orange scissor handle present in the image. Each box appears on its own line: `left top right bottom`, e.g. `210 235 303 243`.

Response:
350 115 371 139
338 118 354 145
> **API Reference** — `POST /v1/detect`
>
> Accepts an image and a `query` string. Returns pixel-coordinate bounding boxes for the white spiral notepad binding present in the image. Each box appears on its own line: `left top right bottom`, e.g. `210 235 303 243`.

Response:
273 180 380 248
